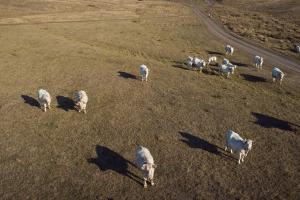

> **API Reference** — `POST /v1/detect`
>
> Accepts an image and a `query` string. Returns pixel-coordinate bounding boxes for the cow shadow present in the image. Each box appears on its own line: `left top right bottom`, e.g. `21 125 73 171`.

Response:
240 74 267 82
118 71 137 79
252 112 299 132
208 62 219 67
290 47 299 53
231 61 248 67
202 67 219 75
172 61 191 71
172 64 191 71
21 95 40 108
56 96 75 111
87 145 143 186
179 131 235 160
206 50 224 55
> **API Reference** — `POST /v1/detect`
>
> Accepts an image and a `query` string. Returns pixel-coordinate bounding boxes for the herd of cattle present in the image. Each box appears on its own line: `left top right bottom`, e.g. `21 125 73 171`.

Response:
31 43 295 188
181 44 286 84
37 89 88 113
135 129 253 188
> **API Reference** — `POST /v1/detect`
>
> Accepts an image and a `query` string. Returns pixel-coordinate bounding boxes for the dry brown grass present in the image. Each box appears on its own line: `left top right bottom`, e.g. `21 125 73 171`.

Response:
0 0 299 199
200 0 300 59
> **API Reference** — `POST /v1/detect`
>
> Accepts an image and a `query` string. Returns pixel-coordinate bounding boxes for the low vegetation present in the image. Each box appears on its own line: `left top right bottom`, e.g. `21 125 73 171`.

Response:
201 0 300 58
0 0 299 199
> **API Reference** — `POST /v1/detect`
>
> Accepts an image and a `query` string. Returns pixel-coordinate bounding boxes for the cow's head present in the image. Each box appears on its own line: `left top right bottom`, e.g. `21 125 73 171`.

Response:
141 163 157 180
223 59 229 65
244 139 253 151
76 101 86 110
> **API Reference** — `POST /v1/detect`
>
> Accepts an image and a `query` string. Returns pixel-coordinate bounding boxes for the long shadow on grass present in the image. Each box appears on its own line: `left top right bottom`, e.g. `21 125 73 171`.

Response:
202 67 219 76
252 112 299 132
231 61 248 67
240 74 267 82
208 62 219 67
172 61 190 71
56 96 75 111
206 50 224 55
290 47 299 53
21 95 40 108
118 71 137 79
87 145 143 186
172 64 191 71
179 131 235 160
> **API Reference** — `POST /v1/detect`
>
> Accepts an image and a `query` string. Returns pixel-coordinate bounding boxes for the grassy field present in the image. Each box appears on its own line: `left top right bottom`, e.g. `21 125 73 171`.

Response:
200 0 300 59
0 0 299 199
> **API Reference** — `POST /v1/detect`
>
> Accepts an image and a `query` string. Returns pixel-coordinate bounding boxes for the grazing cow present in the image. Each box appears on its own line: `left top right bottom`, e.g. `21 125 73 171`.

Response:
272 67 285 85
185 56 194 68
219 64 234 78
295 45 300 53
135 146 157 188
223 58 230 65
74 90 88 113
140 64 149 81
225 45 234 56
208 56 217 65
37 89 51 112
194 57 206 71
186 60 193 68
187 56 193 63
254 55 263 69
225 130 253 164
226 63 237 71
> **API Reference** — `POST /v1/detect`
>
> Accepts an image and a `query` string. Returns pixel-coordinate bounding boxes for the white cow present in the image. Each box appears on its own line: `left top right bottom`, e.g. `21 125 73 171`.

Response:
226 63 237 71
254 55 263 69
219 64 234 78
186 61 193 68
223 58 230 65
272 67 285 85
295 45 300 53
225 45 234 56
187 56 193 63
225 130 253 164
208 56 217 65
140 64 149 82
194 57 206 71
74 90 88 113
185 56 194 68
135 146 157 188
37 89 51 112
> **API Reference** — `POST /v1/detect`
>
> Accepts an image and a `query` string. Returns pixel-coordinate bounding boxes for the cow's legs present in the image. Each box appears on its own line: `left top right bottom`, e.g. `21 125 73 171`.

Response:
150 179 154 186
241 154 245 162
143 178 147 188
238 152 242 164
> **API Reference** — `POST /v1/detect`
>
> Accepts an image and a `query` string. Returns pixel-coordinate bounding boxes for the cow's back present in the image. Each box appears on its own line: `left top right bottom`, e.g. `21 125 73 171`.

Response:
226 130 244 151
136 146 153 167
75 90 88 103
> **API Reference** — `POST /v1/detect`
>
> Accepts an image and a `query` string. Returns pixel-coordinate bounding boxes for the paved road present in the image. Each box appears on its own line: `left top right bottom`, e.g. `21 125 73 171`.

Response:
185 1 300 73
